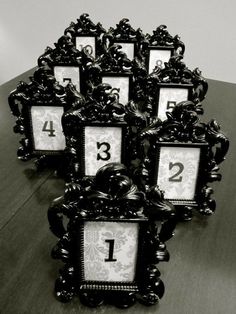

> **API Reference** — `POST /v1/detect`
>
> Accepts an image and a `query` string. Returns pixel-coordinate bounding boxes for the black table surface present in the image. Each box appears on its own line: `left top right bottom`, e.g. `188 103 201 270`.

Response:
0 70 235 314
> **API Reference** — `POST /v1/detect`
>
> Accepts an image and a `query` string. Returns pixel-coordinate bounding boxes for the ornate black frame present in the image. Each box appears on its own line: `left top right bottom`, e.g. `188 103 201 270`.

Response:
64 13 106 57
103 18 144 61
145 56 208 119
77 121 128 177
8 67 71 163
145 25 185 73
138 101 229 220
48 162 177 307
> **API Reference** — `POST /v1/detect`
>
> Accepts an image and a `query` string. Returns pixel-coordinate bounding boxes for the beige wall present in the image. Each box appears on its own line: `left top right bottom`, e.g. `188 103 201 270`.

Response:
1 0 235 84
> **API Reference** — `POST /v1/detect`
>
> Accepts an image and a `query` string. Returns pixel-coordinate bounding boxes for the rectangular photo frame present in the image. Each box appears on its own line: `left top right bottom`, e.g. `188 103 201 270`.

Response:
53 64 82 93
77 218 147 291
152 142 208 206
154 83 193 121
147 46 174 74
78 122 128 177
28 103 66 155
102 73 132 106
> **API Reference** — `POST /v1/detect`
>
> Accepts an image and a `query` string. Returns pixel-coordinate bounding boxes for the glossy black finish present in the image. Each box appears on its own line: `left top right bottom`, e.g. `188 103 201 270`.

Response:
146 55 208 118
48 162 176 307
64 13 106 57
138 101 229 220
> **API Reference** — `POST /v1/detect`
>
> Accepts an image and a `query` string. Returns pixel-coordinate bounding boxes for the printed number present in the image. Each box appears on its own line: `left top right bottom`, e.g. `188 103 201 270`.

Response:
79 44 93 56
104 239 117 262
167 101 176 110
42 121 56 137
156 59 163 68
169 162 184 182
63 77 72 84
97 142 111 161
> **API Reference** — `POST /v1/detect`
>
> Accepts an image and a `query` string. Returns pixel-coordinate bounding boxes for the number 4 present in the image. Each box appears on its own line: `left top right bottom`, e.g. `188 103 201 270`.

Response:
42 121 56 137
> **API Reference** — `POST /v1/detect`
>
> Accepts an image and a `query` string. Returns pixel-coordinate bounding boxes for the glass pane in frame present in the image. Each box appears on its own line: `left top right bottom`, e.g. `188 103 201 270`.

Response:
76 36 96 58
31 106 65 151
157 86 190 121
54 65 81 92
115 42 135 60
102 75 130 106
148 47 173 74
83 221 139 282
156 145 201 201
84 125 122 176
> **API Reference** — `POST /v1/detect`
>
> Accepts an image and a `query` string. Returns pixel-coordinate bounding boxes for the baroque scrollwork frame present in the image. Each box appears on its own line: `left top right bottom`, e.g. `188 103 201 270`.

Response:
48 162 176 307
137 101 229 220
146 55 209 119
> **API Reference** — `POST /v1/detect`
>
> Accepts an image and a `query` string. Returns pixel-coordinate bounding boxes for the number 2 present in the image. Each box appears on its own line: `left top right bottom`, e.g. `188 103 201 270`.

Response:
169 162 184 182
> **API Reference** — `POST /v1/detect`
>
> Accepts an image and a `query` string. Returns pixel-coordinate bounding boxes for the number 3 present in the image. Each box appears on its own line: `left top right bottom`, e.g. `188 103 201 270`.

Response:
169 162 184 182
97 142 111 161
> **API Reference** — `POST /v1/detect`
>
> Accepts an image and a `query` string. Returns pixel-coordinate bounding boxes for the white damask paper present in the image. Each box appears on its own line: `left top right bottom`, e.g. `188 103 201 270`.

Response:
84 126 122 176
116 42 134 60
83 221 139 282
76 36 96 58
157 146 200 200
158 87 189 121
102 76 129 106
148 49 172 74
54 66 80 92
31 106 65 151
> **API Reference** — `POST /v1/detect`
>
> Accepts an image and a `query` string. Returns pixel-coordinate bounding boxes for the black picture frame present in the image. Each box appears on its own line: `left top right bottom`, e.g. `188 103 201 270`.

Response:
64 13 106 58
138 101 229 220
78 122 128 177
101 72 132 106
154 83 193 120
8 66 73 164
147 45 174 74
77 217 147 292
48 162 176 307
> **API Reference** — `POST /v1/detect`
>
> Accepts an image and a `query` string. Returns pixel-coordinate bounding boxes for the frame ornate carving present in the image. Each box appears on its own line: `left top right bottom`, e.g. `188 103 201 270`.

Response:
136 101 229 220
64 13 106 57
48 162 176 307
146 55 208 119
8 66 83 169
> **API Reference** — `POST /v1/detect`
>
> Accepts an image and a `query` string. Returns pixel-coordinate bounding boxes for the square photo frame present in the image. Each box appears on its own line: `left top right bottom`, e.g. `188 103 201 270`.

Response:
152 142 208 206
54 64 82 92
77 218 147 291
147 46 174 74
79 122 128 177
155 83 192 121
102 73 132 106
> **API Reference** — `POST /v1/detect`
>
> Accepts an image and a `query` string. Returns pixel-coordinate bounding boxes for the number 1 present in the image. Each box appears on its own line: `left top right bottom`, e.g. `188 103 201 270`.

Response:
104 239 117 262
